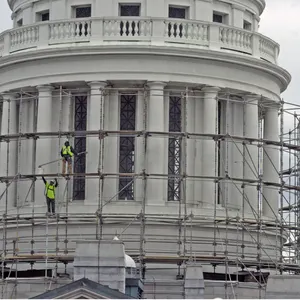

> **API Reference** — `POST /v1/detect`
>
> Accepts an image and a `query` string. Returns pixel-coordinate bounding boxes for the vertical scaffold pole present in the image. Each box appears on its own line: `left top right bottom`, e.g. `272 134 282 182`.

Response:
279 100 284 275
1 95 11 299
257 96 263 298
139 85 148 280
290 111 299 264
287 122 292 265
57 86 63 210
182 87 188 267
30 92 38 263
63 89 70 271
97 85 105 284
97 85 105 241
296 113 300 265
213 88 219 268
224 93 230 299
176 90 183 278
241 96 246 265
14 91 24 298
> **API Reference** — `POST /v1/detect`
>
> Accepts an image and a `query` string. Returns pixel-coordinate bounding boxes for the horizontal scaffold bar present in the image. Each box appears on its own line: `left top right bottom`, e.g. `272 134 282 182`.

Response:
1 254 300 272
0 172 298 192
0 130 299 151
0 213 298 230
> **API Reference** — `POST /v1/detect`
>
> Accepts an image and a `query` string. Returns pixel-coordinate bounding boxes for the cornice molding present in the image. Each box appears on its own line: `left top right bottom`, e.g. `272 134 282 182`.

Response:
0 45 290 90
0 47 290 104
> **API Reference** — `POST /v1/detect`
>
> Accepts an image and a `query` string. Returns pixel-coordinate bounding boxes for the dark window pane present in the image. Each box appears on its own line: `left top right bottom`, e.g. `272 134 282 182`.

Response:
42 12 49 21
73 95 87 201
213 13 223 23
120 5 140 16
74 7 91 37
119 94 136 200
243 20 252 30
169 7 186 19
76 6 91 18
168 96 181 201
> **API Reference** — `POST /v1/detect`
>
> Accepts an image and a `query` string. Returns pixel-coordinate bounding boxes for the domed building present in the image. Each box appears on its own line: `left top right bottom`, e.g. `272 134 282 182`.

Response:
0 0 298 298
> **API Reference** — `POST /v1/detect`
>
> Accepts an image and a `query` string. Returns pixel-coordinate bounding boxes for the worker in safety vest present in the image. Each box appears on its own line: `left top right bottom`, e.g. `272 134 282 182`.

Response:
42 176 58 216
60 141 78 175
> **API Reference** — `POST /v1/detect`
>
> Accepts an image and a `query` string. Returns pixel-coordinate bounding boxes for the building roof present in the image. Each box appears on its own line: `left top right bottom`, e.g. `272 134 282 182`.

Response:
31 277 135 299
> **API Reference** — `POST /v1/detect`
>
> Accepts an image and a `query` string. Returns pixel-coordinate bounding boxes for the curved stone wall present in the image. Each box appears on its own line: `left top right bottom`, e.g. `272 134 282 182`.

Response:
7 0 264 30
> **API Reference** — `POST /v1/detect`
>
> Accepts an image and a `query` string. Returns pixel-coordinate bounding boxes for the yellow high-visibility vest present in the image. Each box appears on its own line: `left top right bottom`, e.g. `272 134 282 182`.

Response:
45 183 55 200
62 145 73 157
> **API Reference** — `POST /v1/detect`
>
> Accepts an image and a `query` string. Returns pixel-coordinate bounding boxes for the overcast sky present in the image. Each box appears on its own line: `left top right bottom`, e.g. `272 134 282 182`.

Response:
0 0 298 111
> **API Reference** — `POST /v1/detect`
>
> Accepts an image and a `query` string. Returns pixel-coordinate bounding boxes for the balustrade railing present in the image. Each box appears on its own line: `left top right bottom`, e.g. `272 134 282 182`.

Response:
10 25 39 51
259 37 278 63
219 26 252 54
103 18 152 39
49 19 92 43
165 20 209 45
0 17 279 64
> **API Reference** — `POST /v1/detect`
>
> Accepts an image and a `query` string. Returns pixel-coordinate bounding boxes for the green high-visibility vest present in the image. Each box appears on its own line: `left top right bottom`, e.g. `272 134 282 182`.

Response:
45 183 55 200
62 145 73 157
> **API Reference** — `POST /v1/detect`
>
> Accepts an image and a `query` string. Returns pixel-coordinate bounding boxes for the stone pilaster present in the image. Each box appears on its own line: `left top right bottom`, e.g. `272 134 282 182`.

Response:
0 93 18 209
35 85 54 207
263 106 279 219
146 81 167 205
86 81 107 203
201 86 220 207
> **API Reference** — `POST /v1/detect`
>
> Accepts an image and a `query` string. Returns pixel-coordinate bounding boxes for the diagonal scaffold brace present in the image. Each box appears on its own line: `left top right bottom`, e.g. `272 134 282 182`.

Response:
0 173 20 202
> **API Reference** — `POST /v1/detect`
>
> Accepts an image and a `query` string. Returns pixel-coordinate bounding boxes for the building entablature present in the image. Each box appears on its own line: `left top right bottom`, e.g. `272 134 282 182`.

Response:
7 0 264 31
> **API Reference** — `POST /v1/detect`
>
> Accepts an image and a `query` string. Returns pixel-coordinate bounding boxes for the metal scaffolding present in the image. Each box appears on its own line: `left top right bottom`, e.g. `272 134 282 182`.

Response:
0 85 300 299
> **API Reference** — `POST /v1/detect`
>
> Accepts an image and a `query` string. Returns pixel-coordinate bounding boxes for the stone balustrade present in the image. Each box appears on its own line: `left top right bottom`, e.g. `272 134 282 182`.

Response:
0 17 279 64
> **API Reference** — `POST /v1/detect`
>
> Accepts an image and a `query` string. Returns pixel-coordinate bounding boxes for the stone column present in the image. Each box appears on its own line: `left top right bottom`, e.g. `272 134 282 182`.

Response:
135 90 145 202
54 91 72 203
232 4 245 28
254 15 260 31
201 87 220 207
62 92 72 132
243 97 259 216
0 93 18 209
263 106 279 219
86 81 107 204
103 89 119 203
26 97 35 204
186 92 195 205
35 85 54 206
18 93 33 207
146 81 167 205
229 101 243 211
194 92 203 204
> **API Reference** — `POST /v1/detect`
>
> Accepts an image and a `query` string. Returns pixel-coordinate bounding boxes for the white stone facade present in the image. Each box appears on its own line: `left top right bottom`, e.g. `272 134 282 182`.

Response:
0 0 293 298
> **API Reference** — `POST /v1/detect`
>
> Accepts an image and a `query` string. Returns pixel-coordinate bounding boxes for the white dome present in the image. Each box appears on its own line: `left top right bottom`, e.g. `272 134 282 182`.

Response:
125 254 136 268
